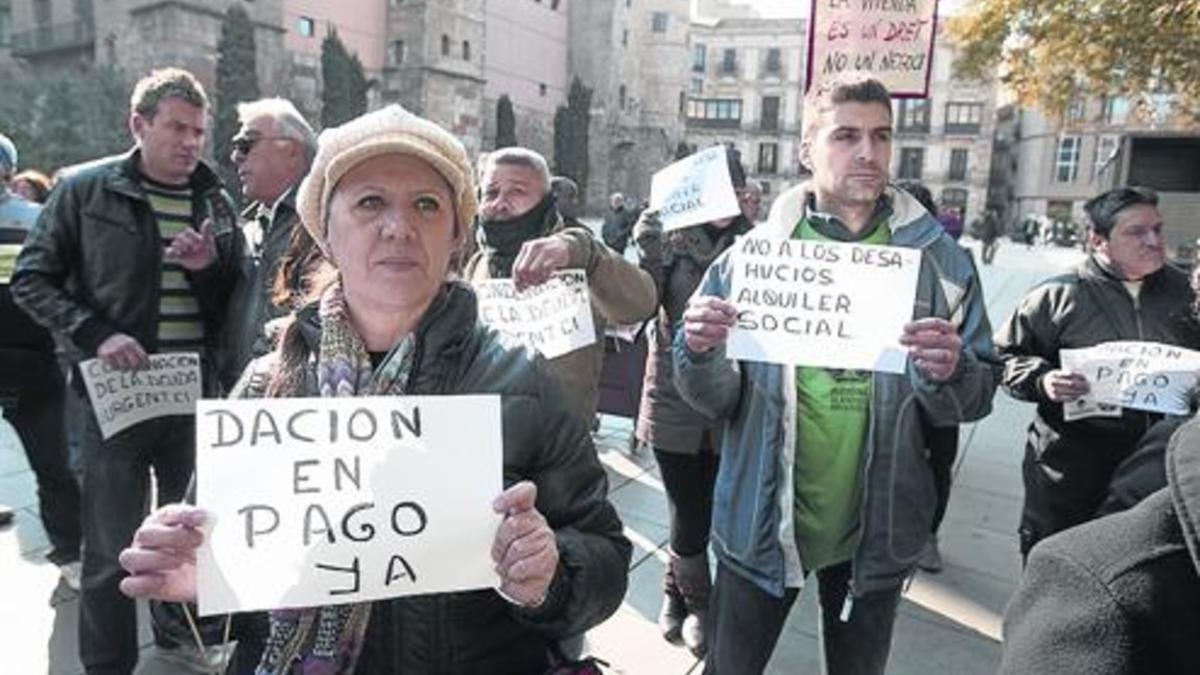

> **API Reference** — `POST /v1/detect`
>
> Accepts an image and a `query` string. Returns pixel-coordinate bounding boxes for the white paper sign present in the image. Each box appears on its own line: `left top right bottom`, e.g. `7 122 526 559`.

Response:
195 395 503 616
649 145 742 232
79 352 202 439
1060 341 1200 416
807 0 940 97
475 270 596 359
726 236 921 372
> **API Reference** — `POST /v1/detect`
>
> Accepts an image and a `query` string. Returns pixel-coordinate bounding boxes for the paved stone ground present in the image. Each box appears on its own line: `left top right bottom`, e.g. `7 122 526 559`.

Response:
0 239 1085 674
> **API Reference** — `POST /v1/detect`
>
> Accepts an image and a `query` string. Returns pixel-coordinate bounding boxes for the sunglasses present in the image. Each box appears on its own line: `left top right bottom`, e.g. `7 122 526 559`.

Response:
230 135 292 156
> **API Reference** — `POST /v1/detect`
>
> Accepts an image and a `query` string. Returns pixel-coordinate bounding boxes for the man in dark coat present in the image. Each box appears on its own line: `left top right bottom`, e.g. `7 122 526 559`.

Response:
601 191 634 253
995 186 1200 557
217 97 316 390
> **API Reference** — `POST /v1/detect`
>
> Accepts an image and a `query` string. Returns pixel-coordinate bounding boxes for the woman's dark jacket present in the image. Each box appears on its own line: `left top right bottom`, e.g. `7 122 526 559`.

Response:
636 219 749 454
1000 412 1200 675
233 282 631 674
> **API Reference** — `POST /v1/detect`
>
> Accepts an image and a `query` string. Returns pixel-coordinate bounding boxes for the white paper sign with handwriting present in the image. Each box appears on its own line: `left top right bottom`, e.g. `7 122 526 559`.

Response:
194 395 503 616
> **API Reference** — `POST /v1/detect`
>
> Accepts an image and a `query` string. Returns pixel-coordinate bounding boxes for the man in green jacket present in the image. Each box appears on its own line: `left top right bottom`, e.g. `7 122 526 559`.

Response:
11 68 240 675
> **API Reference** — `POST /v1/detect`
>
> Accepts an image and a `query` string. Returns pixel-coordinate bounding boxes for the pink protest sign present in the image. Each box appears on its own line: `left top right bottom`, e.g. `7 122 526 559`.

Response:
806 0 940 98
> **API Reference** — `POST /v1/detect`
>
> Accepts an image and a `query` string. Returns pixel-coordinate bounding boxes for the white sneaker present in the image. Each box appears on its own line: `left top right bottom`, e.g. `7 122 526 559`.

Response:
60 561 82 591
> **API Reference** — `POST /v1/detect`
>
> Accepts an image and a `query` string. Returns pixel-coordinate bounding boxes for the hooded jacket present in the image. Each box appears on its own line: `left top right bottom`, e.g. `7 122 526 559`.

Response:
233 281 631 673
673 182 998 597
1000 412 1200 675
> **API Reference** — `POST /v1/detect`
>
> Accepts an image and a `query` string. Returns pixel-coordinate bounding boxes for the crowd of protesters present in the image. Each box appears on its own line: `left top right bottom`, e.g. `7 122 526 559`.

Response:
1 63 1197 675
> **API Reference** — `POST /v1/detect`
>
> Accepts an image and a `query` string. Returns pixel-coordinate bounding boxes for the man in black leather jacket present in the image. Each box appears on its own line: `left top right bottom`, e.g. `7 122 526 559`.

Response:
995 186 1200 558
11 68 240 675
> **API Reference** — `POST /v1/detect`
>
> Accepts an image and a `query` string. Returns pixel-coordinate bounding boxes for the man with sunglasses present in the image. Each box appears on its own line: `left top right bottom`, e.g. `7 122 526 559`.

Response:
218 97 317 390
996 186 1200 558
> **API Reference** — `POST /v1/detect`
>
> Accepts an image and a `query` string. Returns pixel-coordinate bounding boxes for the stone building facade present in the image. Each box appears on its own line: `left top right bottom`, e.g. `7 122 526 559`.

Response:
889 25 997 224
480 0 569 161
568 0 690 210
7 0 289 103
1010 95 1198 228
685 13 808 214
380 0 486 156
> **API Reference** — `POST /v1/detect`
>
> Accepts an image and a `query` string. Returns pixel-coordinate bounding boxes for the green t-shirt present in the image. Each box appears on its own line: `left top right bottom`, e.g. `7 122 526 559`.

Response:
792 216 890 572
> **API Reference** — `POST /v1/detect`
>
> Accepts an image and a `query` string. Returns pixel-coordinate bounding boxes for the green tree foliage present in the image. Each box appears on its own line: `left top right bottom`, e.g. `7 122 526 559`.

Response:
495 94 517 148
321 29 369 128
0 63 130 174
551 78 591 195
950 0 1200 119
215 4 260 204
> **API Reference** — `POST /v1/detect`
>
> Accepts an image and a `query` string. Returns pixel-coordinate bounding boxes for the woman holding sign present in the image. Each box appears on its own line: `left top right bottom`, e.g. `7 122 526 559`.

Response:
635 147 752 657
118 105 630 674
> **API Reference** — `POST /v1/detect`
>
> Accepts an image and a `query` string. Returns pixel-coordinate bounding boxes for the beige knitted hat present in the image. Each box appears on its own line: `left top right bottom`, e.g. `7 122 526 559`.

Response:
296 104 478 256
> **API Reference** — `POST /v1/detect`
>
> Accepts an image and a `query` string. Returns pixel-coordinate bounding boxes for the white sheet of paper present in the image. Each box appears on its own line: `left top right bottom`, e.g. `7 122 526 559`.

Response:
649 145 742 232
79 352 202 440
1060 341 1200 416
725 236 921 373
195 395 503 616
475 269 596 359
806 0 939 97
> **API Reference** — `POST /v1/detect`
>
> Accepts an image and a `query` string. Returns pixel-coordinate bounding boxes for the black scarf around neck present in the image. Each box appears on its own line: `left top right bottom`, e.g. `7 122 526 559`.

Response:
476 194 557 278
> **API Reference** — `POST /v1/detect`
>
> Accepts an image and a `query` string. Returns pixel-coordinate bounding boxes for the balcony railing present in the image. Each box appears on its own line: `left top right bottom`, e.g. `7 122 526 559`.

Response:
686 117 741 129
12 20 94 58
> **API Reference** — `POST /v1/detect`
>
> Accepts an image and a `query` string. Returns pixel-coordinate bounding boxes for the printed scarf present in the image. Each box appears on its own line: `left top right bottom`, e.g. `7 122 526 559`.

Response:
256 281 416 675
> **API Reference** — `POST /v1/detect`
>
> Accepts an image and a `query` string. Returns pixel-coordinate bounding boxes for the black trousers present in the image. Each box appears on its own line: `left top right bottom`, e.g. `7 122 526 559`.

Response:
927 426 959 534
654 442 719 556
78 413 194 675
703 562 902 675
0 353 82 565
1019 438 1133 558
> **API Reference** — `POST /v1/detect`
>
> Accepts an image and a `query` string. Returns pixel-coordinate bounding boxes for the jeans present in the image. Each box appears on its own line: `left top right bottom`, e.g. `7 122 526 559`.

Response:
704 562 902 675
78 412 195 675
0 353 82 565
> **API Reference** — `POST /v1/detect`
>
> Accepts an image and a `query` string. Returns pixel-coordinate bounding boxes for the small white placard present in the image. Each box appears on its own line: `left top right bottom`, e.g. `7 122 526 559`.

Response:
1060 341 1200 416
194 395 503 616
475 270 596 359
649 145 742 232
79 352 202 439
726 236 921 373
